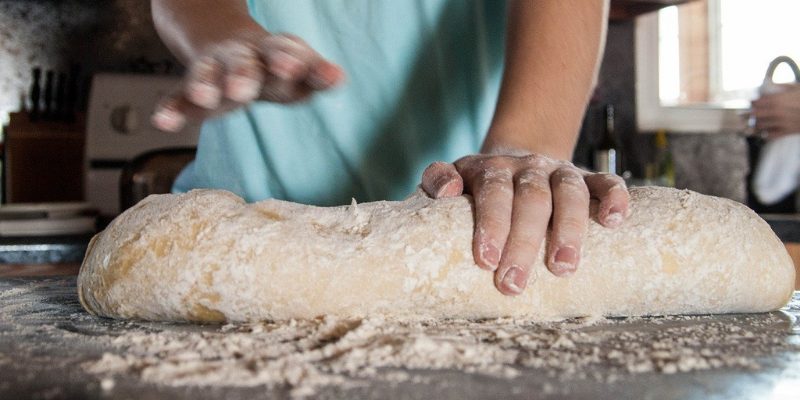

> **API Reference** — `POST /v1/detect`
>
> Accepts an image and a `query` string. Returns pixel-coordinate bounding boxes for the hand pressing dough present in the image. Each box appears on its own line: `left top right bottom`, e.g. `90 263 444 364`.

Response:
78 187 796 322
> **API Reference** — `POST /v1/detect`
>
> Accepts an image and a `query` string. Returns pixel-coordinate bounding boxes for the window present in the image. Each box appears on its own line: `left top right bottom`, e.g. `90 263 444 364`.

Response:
636 0 800 132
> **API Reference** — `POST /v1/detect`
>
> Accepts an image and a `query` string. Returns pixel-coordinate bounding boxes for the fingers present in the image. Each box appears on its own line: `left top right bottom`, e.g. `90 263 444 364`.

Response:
752 92 800 136
584 173 629 228
260 73 315 103
755 114 790 137
546 168 590 277
222 46 265 103
151 89 213 132
151 94 187 132
457 159 514 273
259 34 344 90
453 153 631 297
185 56 224 109
152 33 346 132
494 166 552 295
421 162 464 198
308 61 345 90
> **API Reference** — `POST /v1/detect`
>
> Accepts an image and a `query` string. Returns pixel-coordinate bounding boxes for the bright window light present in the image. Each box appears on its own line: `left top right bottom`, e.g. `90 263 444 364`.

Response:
659 6 681 105
657 0 800 106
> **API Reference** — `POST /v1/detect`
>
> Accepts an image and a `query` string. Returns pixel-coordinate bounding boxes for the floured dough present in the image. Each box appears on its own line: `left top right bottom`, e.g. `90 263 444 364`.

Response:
78 187 796 322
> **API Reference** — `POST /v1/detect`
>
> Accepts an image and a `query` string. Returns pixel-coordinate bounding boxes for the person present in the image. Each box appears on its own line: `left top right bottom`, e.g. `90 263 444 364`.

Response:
752 83 800 139
149 0 630 297
749 82 800 213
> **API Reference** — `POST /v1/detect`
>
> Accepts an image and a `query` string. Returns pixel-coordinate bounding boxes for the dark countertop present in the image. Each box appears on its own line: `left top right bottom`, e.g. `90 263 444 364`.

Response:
1 277 800 400
0 234 92 264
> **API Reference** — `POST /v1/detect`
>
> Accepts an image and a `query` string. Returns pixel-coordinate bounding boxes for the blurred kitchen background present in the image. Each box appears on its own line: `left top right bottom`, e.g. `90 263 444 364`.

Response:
0 0 798 281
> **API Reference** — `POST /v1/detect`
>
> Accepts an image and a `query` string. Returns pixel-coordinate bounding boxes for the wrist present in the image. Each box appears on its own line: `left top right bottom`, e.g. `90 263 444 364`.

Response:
482 129 574 160
153 0 266 65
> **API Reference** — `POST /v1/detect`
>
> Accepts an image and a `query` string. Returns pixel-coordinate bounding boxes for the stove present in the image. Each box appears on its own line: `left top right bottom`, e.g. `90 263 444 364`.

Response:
85 74 201 217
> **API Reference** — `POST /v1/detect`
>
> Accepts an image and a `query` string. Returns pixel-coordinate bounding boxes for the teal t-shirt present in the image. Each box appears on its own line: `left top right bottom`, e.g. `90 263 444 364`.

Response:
173 0 506 205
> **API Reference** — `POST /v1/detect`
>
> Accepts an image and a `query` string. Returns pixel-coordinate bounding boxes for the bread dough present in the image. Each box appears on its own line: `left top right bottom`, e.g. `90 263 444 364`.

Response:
78 187 796 322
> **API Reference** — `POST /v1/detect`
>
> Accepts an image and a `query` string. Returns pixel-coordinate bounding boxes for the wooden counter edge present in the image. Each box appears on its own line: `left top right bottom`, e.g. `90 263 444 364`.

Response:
0 263 81 278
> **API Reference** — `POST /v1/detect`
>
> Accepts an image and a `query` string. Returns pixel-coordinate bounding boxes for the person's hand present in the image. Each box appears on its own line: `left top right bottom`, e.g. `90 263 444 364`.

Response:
751 83 800 139
421 152 630 296
151 30 345 132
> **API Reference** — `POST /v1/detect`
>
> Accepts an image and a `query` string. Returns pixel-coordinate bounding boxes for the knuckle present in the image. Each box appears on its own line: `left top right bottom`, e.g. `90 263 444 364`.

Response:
608 182 629 196
603 172 626 185
479 167 513 186
516 182 552 204
217 41 255 59
515 167 548 184
520 153 551 170
190 59 218 79
454 155 490 179
515 171 550 196
551 169 588 194
604 177 629 196
481 156 513 171
453 155 478 171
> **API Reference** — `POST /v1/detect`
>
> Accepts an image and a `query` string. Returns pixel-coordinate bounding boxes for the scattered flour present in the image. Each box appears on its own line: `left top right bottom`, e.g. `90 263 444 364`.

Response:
84 312 797 397
3 279 797 398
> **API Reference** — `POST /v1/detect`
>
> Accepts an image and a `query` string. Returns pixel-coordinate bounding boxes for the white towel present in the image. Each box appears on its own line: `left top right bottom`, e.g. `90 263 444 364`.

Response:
753 133 800 205
752 57 800 205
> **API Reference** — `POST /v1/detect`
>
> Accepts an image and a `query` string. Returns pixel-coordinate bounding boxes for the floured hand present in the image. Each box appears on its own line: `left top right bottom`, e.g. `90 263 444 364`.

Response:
152 31 344 132
421 152 630 296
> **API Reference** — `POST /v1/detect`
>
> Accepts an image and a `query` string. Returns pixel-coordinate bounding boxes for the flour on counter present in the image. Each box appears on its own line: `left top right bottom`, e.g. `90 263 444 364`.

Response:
84 312 796 397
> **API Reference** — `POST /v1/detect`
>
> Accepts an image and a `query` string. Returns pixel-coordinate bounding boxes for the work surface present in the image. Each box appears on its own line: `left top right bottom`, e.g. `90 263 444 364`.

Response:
1 277 799 400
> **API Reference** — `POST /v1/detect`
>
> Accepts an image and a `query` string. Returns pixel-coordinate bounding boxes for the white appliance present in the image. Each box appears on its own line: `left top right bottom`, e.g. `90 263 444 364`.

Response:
0 202 95 236
85 73 201 217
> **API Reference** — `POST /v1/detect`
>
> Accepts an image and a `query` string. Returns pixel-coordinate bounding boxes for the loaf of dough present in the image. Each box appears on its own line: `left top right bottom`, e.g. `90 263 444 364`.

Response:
78 187 795 322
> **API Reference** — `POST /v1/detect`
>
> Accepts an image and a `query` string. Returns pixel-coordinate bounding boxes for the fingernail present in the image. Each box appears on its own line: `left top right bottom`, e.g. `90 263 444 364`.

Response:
226 76 261 102
479 242 500 271
434 175 461 198
151 109 185 132
604 206 623 227
501 266 526 295
188 82 221 108
552 246 578 276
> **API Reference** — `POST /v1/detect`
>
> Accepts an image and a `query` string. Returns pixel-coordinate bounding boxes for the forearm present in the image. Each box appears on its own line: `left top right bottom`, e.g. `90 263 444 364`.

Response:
484 0 609 160
151 0 262 64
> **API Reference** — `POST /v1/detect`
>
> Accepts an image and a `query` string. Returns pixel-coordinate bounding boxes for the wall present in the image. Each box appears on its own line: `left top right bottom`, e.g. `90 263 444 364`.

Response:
0 0 178 123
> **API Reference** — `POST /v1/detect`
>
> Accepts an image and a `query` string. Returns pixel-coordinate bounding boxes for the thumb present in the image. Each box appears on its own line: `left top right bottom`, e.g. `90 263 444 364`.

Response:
421 162 464 199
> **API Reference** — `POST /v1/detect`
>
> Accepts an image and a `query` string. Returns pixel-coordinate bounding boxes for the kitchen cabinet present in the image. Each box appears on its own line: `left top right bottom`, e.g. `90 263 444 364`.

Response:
610 0 696 21
4 112 85 203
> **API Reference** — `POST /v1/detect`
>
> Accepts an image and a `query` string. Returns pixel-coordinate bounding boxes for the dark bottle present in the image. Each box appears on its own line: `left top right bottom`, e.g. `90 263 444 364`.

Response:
55 72 67 121
65 64 81 123
593 104 623 175
43 70 54 120
30 67 42 121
